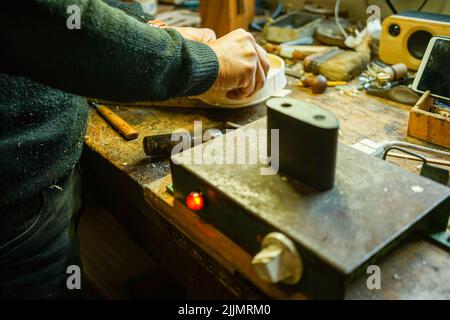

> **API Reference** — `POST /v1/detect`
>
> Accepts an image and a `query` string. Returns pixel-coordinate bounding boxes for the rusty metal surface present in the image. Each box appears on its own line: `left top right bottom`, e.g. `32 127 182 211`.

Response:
84 86 450 299
171 118 450 276
346 236 450 299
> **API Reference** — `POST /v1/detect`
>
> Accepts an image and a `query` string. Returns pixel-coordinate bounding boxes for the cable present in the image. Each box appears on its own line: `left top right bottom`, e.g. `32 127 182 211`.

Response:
335 0 348 38
385 0 428 13
418 0 428 11
385 0 398 14
382 146 428 163
378 141 450 159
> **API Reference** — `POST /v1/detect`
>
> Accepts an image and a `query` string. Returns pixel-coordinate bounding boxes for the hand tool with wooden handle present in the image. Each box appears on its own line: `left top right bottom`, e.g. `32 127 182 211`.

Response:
295 79 347 87
263 43 331 60
92 103 139 141
143 125 240 158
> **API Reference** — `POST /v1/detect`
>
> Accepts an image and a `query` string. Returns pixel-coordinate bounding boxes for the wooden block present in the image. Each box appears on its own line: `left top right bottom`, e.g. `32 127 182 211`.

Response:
304 49 370 81
200 0 254 37
407 91 450 149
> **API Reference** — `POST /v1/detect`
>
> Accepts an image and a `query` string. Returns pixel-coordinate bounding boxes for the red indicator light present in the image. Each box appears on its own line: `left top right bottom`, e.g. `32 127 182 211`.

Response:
186 192 205 211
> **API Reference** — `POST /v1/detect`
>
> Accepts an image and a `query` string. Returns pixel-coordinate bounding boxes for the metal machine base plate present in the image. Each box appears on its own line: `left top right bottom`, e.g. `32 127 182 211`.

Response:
171 119 450 299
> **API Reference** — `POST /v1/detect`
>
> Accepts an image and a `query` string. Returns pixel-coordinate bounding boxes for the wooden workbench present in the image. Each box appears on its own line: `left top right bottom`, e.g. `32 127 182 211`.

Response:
81 83 450 299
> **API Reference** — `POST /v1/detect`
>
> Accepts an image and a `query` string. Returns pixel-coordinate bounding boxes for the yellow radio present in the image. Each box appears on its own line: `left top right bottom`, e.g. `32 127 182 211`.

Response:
379 11 450 70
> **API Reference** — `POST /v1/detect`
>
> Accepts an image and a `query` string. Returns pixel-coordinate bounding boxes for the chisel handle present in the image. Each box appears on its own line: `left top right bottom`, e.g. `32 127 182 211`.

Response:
95 104 139 140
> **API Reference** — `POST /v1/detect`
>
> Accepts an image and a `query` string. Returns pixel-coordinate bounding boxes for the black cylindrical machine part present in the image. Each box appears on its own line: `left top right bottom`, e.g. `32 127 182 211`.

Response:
267 97 339 191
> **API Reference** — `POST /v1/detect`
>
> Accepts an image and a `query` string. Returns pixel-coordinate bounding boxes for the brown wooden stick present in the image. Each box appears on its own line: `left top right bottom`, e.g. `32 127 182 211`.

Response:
388 152 450 167
415 90 434 112
263 44 330 60
95 104 139 140
296 80 347 87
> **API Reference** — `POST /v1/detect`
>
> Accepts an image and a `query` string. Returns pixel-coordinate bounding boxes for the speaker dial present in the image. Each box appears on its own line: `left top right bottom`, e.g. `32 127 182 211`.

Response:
388 24 401 37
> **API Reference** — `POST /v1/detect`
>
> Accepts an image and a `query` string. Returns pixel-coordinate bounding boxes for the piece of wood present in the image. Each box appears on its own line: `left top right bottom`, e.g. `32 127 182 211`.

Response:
415 90 434 112
79 207 160 299
388 152 450 167
200 0 254 37
263 43 331 60
304 49 370 81
407 91 450 149
95 104 139 140
295 80 347 87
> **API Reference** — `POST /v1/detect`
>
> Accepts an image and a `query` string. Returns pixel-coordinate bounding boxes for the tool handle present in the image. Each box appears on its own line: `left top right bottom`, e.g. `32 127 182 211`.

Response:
96 105 139 140
296 80 347 87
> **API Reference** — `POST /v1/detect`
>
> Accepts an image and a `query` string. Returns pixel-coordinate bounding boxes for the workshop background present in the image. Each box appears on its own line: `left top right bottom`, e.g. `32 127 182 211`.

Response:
300 0 450 18
79 0 450 299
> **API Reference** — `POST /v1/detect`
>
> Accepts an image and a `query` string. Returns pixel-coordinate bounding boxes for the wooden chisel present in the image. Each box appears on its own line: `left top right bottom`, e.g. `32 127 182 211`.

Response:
91 103 139 141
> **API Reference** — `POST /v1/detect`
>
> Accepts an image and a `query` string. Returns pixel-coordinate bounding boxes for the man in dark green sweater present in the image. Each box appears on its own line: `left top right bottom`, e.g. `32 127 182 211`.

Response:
0 0 269 299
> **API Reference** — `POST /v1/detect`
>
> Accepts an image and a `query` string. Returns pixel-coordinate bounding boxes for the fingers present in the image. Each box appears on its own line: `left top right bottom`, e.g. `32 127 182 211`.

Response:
245 35 269 97
209 28 270 99
228 44 267 100
253 44 269 94
227 59 266 100
226 88 243 100
255 43 270 78
245 31 269 79
201 29 217 44
254 58 267 94
226 63 256 100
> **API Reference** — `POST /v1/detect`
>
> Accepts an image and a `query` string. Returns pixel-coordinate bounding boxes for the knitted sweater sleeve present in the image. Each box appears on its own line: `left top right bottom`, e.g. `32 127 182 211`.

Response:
102 0 154 23
0 0 219 102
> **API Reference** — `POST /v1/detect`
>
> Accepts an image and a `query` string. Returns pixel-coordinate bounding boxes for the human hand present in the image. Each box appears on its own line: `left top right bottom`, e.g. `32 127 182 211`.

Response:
207 29 270 100
163 26 217 44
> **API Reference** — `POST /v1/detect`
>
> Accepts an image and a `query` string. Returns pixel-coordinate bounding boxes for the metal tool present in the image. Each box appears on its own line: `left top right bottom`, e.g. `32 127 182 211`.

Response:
263 12 322 44
143 130 223 158
366 85 421 106
143 123 240 158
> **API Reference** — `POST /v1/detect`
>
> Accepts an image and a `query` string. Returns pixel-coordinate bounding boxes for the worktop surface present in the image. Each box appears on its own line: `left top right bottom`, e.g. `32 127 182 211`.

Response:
83 82 450 299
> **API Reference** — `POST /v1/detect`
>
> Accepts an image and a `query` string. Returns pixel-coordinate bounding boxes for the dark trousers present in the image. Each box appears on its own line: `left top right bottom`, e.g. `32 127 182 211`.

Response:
0 168 84 299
